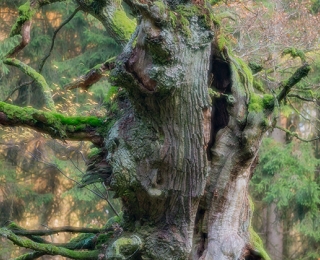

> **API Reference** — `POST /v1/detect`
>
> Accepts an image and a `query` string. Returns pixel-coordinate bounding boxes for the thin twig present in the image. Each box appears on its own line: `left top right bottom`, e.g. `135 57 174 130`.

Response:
38 6 81 73
288 94 315 102
34 153 120 217
3 80 33 102
275 125 320 142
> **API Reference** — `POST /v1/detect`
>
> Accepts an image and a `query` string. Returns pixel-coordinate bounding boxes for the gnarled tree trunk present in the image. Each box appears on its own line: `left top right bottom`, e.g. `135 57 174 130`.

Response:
102 3 270 259
0 0 310 259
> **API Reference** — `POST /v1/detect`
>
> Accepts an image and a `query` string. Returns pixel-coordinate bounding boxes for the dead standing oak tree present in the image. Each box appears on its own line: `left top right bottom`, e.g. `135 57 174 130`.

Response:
0 0 311 259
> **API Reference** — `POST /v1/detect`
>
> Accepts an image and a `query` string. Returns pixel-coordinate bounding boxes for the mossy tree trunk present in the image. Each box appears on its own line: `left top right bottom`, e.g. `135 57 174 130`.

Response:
102 2 272 259
0 0 311 259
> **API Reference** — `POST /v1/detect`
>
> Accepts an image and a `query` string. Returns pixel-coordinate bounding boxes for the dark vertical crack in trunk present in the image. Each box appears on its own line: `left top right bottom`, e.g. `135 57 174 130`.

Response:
207 57 231 161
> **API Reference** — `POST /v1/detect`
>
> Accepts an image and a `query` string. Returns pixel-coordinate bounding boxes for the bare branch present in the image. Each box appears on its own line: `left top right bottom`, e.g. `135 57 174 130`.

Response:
275 125 320 142
38 6 81 73
277 63 311 103
3 80 33 102
287 94 315 102
64 58 115 91
0 102 104 145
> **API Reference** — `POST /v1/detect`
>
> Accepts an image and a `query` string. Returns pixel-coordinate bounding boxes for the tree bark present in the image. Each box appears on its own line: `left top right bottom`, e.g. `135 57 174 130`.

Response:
0 1 311 259
102 4 271 259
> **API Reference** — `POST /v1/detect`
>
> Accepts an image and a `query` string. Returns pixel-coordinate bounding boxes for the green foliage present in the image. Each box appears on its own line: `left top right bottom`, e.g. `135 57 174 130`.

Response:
10 1 36 37
282 47 306 62
112 9 136 40
0 35 21 75
0 1 122 258
210 0 223 5
249 227 271 260
311 0 320 13
104 86 119 104
253 79 265 93
248 93 274 112
251 138 320 249
69 233 96 249
248 61 263 74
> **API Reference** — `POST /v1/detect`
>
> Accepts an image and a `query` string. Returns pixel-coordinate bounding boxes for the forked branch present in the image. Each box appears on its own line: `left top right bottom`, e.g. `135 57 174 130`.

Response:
0 228 99 260
8 0 67 57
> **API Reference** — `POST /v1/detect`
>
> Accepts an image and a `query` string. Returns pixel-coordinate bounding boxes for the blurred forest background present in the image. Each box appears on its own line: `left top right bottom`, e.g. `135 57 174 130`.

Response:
0 0 320 259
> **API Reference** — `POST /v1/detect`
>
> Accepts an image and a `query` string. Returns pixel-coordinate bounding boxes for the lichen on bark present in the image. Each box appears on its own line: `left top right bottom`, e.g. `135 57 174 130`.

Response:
0 0 311 259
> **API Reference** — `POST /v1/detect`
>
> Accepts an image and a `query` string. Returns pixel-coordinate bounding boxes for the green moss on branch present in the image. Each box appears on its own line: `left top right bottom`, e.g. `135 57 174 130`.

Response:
0 228 99 260
277 63 311 103
15 251 45 260
10 1 35 37
112 10 136 41
3 58 55 110
248 93 274 112
7 222 102 236
0 102 104 143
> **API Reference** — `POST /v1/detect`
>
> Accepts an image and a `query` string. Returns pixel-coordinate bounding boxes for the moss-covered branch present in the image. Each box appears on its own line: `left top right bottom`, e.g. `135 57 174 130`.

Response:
14 251 45 260
65 58 116 90
277 63 311 103
3 58 55 110
0 228 99 260
7 1 34 57
6 222 99 250
75 0 136 45
0 102 104 145
8 0 65 57
9 225 101 236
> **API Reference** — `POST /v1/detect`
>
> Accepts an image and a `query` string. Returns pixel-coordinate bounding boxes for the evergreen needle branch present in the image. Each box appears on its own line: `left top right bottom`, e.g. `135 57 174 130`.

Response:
0 228 99 260
3 58 55 110
102 182 120 217
275 125 320 142
38 6 81 73
277 63 311 103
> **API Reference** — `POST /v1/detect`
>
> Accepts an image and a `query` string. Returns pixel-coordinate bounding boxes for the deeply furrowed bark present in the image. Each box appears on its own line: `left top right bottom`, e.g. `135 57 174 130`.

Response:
1 1 309 259
100 3 271 260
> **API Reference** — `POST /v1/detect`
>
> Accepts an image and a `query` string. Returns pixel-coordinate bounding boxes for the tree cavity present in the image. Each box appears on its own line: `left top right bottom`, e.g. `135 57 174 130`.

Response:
207 57 231 161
